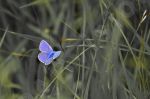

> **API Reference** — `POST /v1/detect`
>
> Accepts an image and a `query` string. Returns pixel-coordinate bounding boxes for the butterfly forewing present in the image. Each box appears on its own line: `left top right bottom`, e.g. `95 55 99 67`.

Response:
53 51 61 59
39 40 53 53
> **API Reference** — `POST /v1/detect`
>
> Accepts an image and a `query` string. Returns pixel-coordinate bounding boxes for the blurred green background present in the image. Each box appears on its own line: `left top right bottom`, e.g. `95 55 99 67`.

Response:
0 0 150 99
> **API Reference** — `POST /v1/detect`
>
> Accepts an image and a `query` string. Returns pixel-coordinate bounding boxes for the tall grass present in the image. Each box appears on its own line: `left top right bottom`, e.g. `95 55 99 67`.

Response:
0 0 149 99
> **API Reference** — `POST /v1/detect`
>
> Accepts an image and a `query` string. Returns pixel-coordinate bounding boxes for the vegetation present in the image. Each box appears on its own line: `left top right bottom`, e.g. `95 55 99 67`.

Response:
0 0 149 99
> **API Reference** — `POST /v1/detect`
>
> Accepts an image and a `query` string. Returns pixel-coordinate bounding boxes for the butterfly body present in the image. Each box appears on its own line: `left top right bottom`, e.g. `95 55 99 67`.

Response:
38 40 61 65
48 52 54 58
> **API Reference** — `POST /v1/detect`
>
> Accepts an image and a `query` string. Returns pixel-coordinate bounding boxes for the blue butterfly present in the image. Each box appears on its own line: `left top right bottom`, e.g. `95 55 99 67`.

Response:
38 40 61 65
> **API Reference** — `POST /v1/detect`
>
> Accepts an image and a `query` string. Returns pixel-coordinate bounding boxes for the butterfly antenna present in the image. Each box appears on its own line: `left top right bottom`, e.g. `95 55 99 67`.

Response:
58 38 65 52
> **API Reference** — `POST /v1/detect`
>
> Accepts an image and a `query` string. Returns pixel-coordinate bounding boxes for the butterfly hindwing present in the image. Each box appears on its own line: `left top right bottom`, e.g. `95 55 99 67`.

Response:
38 52 48 64
44 56 53 65
39 40 53 53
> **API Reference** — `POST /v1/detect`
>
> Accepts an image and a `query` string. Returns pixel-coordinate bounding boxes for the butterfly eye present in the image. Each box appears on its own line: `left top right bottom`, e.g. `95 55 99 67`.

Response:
53 46 59 51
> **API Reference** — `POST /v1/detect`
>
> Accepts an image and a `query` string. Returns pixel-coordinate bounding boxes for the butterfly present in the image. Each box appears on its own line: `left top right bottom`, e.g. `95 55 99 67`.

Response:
38 40 61 65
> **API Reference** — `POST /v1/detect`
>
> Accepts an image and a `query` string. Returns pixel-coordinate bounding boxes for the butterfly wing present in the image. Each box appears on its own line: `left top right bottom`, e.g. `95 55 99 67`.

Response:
44 56 53 65
39 40 53 53
38 52 48 64
53 51 61 59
